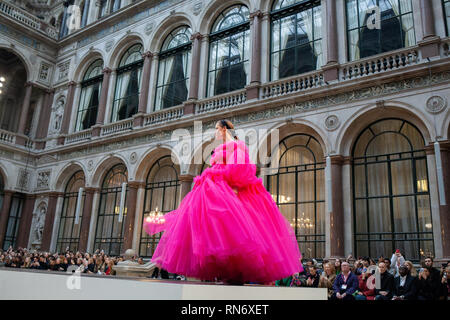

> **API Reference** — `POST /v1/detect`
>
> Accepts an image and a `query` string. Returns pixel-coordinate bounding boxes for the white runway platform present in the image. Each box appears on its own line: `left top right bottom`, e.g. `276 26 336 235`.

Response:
0 268 327 300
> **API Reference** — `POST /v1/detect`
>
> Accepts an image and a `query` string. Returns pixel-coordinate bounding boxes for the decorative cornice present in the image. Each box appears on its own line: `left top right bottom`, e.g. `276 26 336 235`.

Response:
141 51 154 59
250 10 263 19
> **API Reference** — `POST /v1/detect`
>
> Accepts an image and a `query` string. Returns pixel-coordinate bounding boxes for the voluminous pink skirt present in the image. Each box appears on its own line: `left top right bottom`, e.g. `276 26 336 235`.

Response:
144 170 303 283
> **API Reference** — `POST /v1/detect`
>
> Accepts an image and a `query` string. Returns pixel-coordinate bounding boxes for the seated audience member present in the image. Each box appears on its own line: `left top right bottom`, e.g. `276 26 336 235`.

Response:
305 265 320 288
375 262 394 300
423 256 441 300
417 267 437 300
404 260 417 277
392 265 417 300
355 269 376 300
441 265 450 300
331 262 359 301
290 272 307 287
319 262 336 298
334 258 342 276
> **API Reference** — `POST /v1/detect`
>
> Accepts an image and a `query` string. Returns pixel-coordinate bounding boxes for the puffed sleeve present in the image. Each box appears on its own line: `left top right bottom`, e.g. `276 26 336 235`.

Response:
221 140 261 189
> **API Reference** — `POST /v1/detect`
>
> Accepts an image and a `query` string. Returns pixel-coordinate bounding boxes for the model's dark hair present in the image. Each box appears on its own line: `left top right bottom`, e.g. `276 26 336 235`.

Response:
218 119 238 140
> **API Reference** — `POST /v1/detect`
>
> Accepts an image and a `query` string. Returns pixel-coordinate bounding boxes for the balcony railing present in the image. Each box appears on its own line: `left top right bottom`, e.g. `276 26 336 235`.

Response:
144 105 184 126
195 89 247 115
0 0 58 40
261 71 325 99
340 47 420 80
65 129 92 144
101 118 133 136
0 129 15 144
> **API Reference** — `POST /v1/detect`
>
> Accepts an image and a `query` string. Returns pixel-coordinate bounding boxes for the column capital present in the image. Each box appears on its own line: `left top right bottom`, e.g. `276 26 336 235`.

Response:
250 10 263 19
142 51 154 59
85 186 100 193
24 81 34 88
179 174 195 182
45 88 55 94
102 67 112 74
128 181 146 189
67 80 77 87
190 32 204 41
48 191 64 198
325 155 345 165
2 190 15 196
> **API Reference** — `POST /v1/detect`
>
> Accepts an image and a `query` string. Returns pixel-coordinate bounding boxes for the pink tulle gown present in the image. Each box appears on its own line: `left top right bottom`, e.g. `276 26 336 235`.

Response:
143 139 303 283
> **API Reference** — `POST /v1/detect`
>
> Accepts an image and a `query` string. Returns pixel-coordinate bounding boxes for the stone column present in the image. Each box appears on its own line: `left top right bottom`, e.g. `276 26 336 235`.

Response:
16 82 33 146
179 174 194 200
183 33 203 115
35 89 55 149
58 81 77 145
323 0 339 82
78 187 98 251
92 67 112 136
81 0 90 27
134 52 153 127
246 10 263 100
16 194 36 249
40 192 63 251
435 141 450 259
0 191 14 249
122 181 141 251
418 0 440 58
329 156 345 258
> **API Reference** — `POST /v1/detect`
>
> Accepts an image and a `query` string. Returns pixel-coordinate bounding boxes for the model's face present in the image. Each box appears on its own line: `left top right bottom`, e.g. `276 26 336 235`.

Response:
215 122 226 141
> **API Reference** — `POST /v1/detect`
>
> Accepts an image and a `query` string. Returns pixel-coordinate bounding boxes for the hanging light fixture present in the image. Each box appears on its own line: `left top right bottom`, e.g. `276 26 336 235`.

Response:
118 182 127 222
145 207 165 225
74 187 84 224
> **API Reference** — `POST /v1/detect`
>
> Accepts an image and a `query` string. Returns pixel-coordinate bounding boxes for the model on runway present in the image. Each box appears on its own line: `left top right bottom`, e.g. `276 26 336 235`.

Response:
143 119 302 284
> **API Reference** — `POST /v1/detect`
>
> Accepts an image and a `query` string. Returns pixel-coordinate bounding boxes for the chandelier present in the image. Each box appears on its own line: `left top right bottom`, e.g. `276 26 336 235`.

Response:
290 212 314 229
145 207 165 225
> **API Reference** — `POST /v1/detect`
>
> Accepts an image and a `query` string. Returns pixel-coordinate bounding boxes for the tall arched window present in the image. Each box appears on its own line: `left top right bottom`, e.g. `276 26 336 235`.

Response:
111 44 143 122
139 156 180 257
155 26 192 110
267 134 325 259
56 171 85 253
208 5 250 96
444 0 450 36
75 59 103 131
2 193 24 250
346 0 415 61
94 164 128 255
352 119 434 261
271 0 323 80
0 173 4 212
98 0 108 19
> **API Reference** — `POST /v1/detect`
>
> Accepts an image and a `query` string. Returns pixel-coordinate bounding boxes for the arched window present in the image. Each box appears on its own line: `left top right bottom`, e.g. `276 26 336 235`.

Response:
110 0 121 13
98 0 107 19
155 26 192 110
2 193 24 250
444 0 450 36
0 174 4 214
94 164 128 255
346 0 415 61
139 156 180 257
267 134 325 259
271 0 323 80
56 171 85 253
207 5 250 96
75 59 103 131
111 44 143 122
352 119 434 261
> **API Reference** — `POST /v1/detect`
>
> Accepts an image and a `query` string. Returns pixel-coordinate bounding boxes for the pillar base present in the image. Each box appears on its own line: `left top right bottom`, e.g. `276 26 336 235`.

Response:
91 125 102 137
245 83 260 100
418 36 441 59
183 101 196 115
322 62 340 83
15 135 27 146
132 113 145 128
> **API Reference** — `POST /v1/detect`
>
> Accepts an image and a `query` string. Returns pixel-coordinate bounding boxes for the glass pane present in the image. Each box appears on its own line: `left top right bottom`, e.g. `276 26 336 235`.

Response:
391 160 414 195
417 195 432 232
367 162 389 196
279 173 295 204
355 199 368 234
297 204 314 236
392 196 416 232
354 165 367 198
368 198 391 233
298 171 314 202
346 0 358 29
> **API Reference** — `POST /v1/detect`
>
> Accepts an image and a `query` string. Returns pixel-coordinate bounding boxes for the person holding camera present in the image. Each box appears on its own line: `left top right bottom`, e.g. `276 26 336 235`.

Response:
392 265 417 300
417 267 436 300
390 249 405 277
441 264 450 300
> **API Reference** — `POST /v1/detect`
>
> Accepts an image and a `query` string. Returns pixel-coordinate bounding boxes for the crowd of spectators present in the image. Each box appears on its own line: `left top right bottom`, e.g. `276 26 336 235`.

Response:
0 246 144 275
2 246 449 300
275 250 450 301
